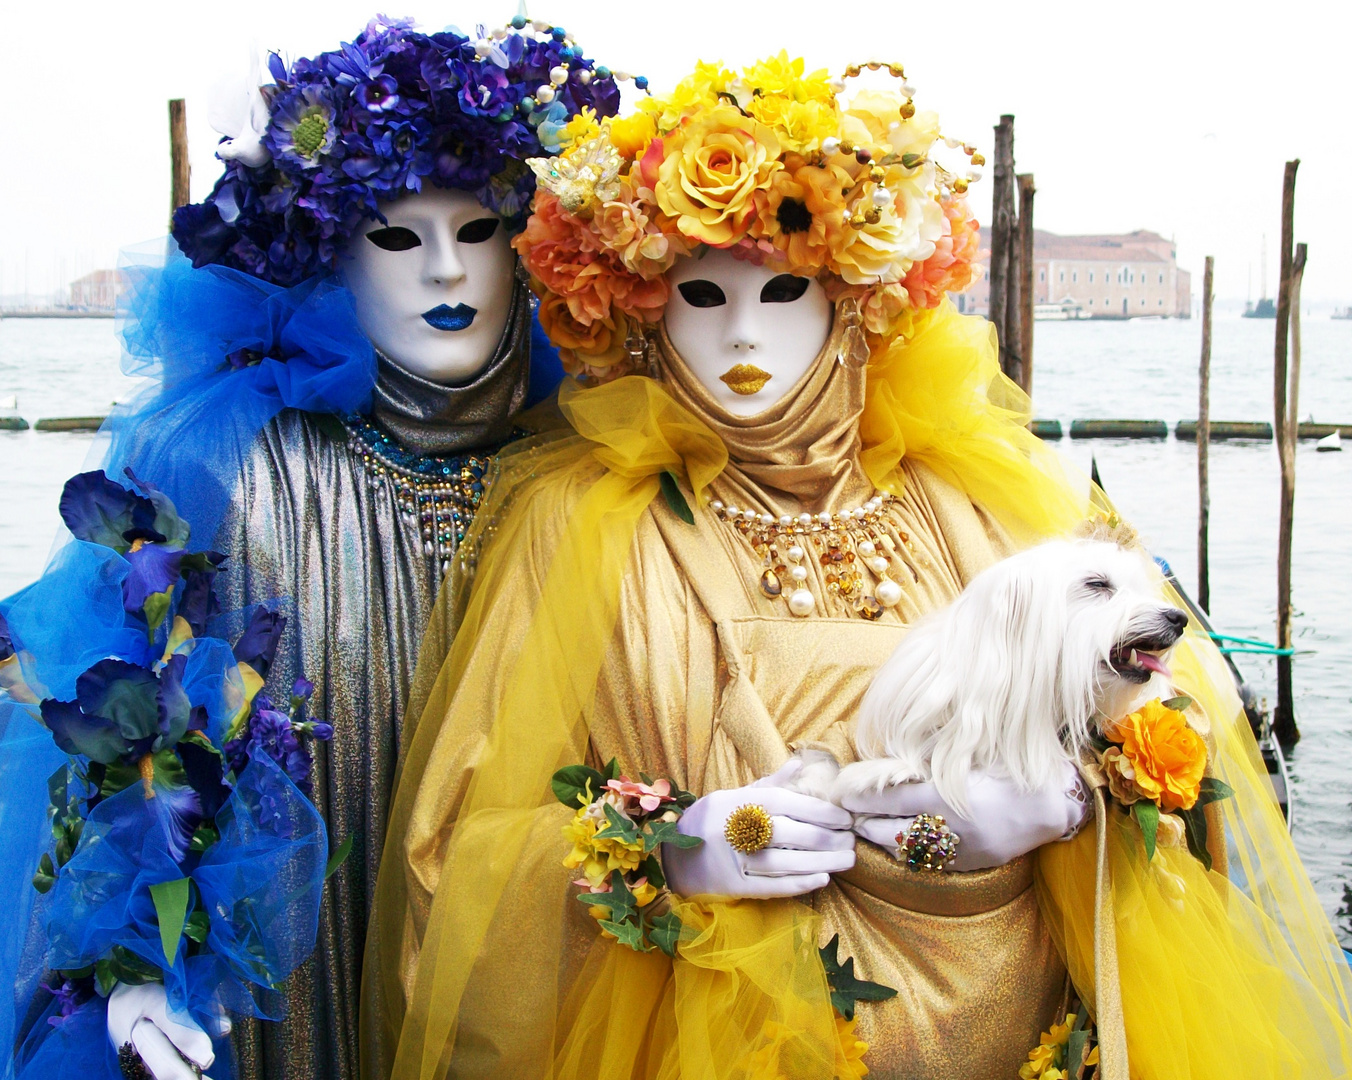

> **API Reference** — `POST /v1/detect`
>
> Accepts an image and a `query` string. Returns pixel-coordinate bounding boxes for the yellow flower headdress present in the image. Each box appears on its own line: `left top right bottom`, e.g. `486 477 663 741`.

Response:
513 54 985 381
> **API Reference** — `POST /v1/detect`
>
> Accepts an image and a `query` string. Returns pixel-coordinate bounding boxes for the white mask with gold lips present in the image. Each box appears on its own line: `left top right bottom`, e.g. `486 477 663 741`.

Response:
341 186 516 385
664 247 833 416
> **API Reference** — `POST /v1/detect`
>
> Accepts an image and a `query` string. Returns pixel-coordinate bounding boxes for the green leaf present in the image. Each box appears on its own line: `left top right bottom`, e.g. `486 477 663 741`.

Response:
1197 776 1234 805
183 910 211 944
818 934 897 1020
1178 804 1213 871
313 413 350 445
642 818 685 852
551 764 605 809
659 471 694 525
189 820 220 855
649 911 685 957
108 945 162 984
901 153 923 168
641 853 666 890
1133 801 1160 862
1161 695 1194 712
143 586 175 635
150 877 191 967
32 852 57 894
1066 1027 1090 1073
603 758 622 782
600 917 649 951
94 958 117 998
594 802 641 844
325 835 353 881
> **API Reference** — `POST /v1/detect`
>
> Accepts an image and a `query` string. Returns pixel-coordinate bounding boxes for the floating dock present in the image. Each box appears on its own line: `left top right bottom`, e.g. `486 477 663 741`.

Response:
33 416 107 432
1029 419 1352 441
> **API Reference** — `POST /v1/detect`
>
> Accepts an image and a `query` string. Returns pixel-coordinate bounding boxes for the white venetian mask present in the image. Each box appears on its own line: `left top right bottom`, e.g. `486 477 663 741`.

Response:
664 247 833 417
342 186 516 385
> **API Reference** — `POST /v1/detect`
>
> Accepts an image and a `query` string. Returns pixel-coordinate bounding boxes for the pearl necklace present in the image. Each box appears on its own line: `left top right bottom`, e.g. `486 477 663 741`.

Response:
343 414 492 575
710 492 915 619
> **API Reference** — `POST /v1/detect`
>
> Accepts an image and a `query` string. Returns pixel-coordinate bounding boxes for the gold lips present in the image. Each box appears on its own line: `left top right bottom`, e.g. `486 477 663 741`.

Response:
719 363 772 396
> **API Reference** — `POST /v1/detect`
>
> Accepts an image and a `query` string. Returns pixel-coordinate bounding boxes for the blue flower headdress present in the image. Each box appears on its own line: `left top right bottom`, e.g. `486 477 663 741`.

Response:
173 15 632 286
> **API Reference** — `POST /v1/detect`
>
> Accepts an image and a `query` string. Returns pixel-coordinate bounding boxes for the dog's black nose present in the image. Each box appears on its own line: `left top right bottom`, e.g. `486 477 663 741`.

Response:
1164 608 1188 631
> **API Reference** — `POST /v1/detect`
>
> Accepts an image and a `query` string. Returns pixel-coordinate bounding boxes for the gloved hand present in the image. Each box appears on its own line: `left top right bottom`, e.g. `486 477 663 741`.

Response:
107 981 228 1080
844 761 1090 873
663 760 856 898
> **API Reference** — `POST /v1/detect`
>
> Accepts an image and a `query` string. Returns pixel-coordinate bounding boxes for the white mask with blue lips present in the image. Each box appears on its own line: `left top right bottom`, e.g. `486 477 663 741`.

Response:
341 186 516 385
663 247 833 417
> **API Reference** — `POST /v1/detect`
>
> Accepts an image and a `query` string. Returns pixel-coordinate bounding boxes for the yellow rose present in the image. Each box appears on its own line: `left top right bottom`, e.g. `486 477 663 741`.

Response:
1104 698 1207 812
654 105 783 246
632 880 658 907
831 171 944 284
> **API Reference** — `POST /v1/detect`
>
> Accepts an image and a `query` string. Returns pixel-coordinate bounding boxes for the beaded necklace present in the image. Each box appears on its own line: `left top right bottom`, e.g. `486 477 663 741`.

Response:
710 492 920 619
342 413 492 574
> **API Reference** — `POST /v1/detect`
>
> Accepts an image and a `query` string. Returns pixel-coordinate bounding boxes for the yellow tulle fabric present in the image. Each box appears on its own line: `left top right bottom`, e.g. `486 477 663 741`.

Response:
363 301 1352 1079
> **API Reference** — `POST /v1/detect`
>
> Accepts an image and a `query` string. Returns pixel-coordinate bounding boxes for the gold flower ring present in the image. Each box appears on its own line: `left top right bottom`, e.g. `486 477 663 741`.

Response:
897 813 960 872
724 803 775 854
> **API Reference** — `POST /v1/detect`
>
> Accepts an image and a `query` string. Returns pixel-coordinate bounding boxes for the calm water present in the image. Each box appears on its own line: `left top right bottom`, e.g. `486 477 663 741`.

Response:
2 313 1350 943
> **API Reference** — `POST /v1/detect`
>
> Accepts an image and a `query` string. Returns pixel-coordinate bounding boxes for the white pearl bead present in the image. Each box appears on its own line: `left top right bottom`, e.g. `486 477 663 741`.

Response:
853 507 867 519
725 506 739 518
858 540 876 557
550 66 569 85
613 70 630 81
743 508 758 521
788 589 816 617
710 500 724 512
532 18 551 30
871 187 893 208
817 512 833 525
491 27 508 40
787 545 805 563
758 513 774 526
577 70 593 85
967 166 983 182
869 556 890 575
821 136 841 156
900 81 916 97
790 565 809 582
876 579 903 607
798 513 813 527
474 40 493 57
944 136 961 149
535 84 556 103
779 515 793 527
888 120 901 132
829 79 846 94
836 510 853 523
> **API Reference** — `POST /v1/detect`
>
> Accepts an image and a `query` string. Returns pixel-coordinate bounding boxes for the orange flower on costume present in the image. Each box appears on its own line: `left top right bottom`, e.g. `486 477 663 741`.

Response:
535 291 637 382
593 179 690 279
900 199 981 310
749 155 849 275
1103 699 1206 812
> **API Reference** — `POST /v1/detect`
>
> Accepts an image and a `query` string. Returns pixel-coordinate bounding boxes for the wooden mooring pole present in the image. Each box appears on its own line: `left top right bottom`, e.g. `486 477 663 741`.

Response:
1197 255 1214 614
989 116 1019 385
1017 173 1036 397
169 98 191 226
1272 160 1302 747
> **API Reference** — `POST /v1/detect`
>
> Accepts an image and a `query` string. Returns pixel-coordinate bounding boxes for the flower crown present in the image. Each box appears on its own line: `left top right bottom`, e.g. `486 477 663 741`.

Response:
172 15 631 287
514 54 983 382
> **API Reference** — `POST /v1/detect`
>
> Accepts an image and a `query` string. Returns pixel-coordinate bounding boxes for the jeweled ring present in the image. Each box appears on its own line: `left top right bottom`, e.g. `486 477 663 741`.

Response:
897 813 960 872
724 803 774 854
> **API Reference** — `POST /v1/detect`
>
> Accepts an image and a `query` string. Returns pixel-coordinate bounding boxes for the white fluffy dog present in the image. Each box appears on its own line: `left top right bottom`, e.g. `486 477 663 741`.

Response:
796 539 1189 814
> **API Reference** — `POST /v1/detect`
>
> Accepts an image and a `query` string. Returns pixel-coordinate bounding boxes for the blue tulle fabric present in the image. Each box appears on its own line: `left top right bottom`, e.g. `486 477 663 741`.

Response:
103 245 378 551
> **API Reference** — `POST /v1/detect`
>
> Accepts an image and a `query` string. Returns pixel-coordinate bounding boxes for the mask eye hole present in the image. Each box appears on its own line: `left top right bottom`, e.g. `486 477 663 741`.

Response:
677 280 728 308
1084 576 1114 595
456 217 500 244
365 226 422 251
760 274 810 304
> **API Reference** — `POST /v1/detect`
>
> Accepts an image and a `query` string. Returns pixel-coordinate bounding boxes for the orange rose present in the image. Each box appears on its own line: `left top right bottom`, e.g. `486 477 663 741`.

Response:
1103 698 1207 812
535 291 636 382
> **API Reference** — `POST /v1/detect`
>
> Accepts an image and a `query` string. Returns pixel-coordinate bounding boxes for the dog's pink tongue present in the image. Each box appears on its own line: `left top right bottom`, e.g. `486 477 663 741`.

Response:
1138 652 1171 676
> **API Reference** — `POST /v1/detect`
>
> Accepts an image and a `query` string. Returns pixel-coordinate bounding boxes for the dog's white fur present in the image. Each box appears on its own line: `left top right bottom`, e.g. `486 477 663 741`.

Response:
796 540 1187 816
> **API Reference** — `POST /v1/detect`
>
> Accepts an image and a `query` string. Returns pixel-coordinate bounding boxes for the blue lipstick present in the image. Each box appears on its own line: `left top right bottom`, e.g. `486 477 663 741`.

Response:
422 303 477 331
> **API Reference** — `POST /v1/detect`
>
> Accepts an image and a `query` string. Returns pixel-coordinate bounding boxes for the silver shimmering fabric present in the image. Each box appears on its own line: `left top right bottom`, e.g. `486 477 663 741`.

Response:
216 292 533 1080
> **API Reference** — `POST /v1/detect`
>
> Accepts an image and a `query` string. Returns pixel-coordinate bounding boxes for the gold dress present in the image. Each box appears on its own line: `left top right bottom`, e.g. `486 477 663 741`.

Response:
364 314 1064 1079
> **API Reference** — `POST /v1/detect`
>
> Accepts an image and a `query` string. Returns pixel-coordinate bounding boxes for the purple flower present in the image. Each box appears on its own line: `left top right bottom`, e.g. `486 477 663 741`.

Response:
356 74 401 113
233 607 286 679
42 978 84 1029
267 86 339 172
226 698 314 795
0 609 13 663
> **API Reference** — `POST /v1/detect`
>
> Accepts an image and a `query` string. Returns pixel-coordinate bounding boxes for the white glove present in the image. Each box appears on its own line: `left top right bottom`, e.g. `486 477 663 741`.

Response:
844 761 1090 873
662 760 856 899
107 981 226 1080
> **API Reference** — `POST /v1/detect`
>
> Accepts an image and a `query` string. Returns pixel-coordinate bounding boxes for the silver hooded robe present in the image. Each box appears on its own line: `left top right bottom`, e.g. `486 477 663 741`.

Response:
217 280 535 1080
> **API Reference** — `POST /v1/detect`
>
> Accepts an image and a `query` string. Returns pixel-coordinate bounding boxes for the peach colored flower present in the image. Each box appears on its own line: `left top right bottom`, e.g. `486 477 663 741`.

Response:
593 179 690 279
1104 698 1207 812
654 104 783 246
536 291 638 382
605 776 674 813
899 198 981 309
1100 746 1143 807
749 155 849 275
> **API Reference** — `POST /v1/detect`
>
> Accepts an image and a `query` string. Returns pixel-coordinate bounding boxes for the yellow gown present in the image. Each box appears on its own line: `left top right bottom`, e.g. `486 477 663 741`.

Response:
362 303 1352 1079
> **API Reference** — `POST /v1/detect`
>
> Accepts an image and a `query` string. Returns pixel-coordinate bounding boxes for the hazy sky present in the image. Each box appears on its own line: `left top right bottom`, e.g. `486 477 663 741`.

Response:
4 0 1348 303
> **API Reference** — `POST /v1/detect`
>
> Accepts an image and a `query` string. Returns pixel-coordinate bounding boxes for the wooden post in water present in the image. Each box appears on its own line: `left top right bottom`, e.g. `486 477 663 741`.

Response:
1017 173 1036 396
988 116 1018 383
1197 256 1214 614
1272 160 1301 747
169 98 191 226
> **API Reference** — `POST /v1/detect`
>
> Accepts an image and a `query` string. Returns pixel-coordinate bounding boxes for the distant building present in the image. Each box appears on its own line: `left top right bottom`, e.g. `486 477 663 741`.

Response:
67 269 124 311
958 229 1191 319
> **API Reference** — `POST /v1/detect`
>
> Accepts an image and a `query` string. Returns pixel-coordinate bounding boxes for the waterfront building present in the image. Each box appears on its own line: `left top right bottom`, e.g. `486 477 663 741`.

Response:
66 268 123 311
958 228 1192 319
